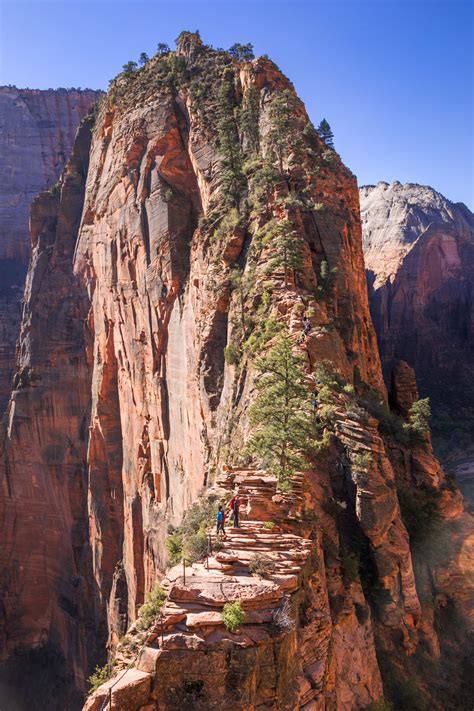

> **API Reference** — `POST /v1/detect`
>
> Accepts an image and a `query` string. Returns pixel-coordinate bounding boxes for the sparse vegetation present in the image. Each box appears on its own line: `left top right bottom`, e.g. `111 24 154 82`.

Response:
262 521 276 530
165 496 219 566
221 601 246 632
88 662 114 694
136 584 167 630
407 398 431 440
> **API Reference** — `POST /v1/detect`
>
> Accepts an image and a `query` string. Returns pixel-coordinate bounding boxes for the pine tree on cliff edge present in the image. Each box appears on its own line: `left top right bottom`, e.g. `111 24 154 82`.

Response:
246 335 321 486
317 119 334 148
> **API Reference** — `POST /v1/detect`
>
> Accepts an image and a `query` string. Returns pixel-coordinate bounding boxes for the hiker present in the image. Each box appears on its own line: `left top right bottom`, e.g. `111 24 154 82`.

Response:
216 505 226 538
229 494 240 528
302 316 311 336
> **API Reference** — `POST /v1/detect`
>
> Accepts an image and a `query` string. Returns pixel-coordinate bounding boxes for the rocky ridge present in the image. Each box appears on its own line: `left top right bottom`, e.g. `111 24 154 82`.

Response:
0 35 472 710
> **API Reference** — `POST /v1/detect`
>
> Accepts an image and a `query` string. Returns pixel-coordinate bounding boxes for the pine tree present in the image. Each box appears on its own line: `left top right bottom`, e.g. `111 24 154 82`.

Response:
216 69 245 209
267 89 300 176
157 42 170 56
317 119 334 148
122 61 138 77
247 335 320 483
229 43 255 62
258 218 304 289
239 84 260 155
139 52 149 66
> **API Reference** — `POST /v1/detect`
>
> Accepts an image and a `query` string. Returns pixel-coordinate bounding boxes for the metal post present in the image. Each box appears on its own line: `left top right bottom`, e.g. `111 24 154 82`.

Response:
183 557 186 586
208 533 213 556
160 611 164 647
108 688 112 710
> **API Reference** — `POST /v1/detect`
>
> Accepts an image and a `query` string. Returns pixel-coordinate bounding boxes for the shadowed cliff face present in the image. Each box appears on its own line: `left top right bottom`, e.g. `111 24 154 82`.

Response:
0 117 105 711
0 87 102 412
361 181 474 467
1 38 473 711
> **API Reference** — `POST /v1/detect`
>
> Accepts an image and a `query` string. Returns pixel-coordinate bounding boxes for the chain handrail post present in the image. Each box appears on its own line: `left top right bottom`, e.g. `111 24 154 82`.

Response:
183 557 186 586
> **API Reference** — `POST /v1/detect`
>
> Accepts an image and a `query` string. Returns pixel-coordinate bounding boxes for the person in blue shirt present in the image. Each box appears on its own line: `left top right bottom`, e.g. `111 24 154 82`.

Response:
216 505 226 538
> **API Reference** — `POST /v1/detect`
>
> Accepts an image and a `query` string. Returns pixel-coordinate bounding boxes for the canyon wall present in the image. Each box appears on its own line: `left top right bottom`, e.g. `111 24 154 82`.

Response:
0 86 102 411
1 38 472 710
361 181 474 477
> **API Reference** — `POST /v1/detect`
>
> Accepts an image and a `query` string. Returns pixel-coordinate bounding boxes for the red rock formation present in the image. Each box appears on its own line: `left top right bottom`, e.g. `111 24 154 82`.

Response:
0 117 104 710
1 37 472 710
0 86 102 411
361 181 474 465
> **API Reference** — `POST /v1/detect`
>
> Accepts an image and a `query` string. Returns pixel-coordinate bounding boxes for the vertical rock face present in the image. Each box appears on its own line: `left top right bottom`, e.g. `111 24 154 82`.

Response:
361 181 474 461
0 117 103 711
1 39 473 710
0 86 102 411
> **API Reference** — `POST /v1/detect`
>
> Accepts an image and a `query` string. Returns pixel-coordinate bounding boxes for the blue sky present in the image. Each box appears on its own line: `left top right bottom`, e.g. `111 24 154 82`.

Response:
1 0 472 207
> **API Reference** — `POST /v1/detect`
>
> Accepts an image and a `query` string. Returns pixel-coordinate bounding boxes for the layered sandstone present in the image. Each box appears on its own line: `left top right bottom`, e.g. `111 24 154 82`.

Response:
1 36 472 711
0 117 103 711
0 86 102 411
361 181 474 463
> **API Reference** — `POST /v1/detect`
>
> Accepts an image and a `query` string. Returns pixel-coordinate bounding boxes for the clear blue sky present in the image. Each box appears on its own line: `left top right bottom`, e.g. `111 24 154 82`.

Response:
1 0 472 207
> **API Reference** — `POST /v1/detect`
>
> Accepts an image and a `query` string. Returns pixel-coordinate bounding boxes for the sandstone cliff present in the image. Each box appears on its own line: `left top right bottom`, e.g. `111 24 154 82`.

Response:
1 37 472 711
0 86 102 411
361 181 474 473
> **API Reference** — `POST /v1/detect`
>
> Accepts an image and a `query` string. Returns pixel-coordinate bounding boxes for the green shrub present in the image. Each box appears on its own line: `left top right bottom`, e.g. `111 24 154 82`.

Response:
165 531 183 565
224 343 239 365
262 521 276 530
221 601 246 632
352 452 372 473
88 663 114 694
136 585 167 630
407 398 431 439
184 528 210 563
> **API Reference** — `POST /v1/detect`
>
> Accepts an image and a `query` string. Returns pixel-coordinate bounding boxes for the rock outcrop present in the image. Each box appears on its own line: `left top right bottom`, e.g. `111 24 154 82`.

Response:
0 86 102 411
1 37 472 710
361 181 474 464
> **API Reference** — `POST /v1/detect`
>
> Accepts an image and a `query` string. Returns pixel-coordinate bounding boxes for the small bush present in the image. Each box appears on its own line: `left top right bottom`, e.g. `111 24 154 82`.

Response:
262 521 276 530
248 553 276 578
224 343 239 365
136 585 167 630
184 528 210 563
88 663 113 694
352 451 372 473
407 398 431 439
165 531 183 565
221 601 246 632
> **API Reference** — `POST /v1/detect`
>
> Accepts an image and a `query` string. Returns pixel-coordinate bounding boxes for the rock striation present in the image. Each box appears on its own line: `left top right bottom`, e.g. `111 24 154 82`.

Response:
1 36 473 710
0 86 102 411
361 181 474 462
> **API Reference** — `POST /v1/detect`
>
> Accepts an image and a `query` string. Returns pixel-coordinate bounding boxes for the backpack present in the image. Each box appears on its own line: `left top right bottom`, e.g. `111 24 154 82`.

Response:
217 510 223 523
229 497 235 511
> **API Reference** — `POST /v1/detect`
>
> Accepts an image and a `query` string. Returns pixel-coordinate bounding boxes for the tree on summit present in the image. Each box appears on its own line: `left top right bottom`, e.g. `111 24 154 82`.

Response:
122 61 138 77
317 119 334 148
229 43 255 62
139 52 149 66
